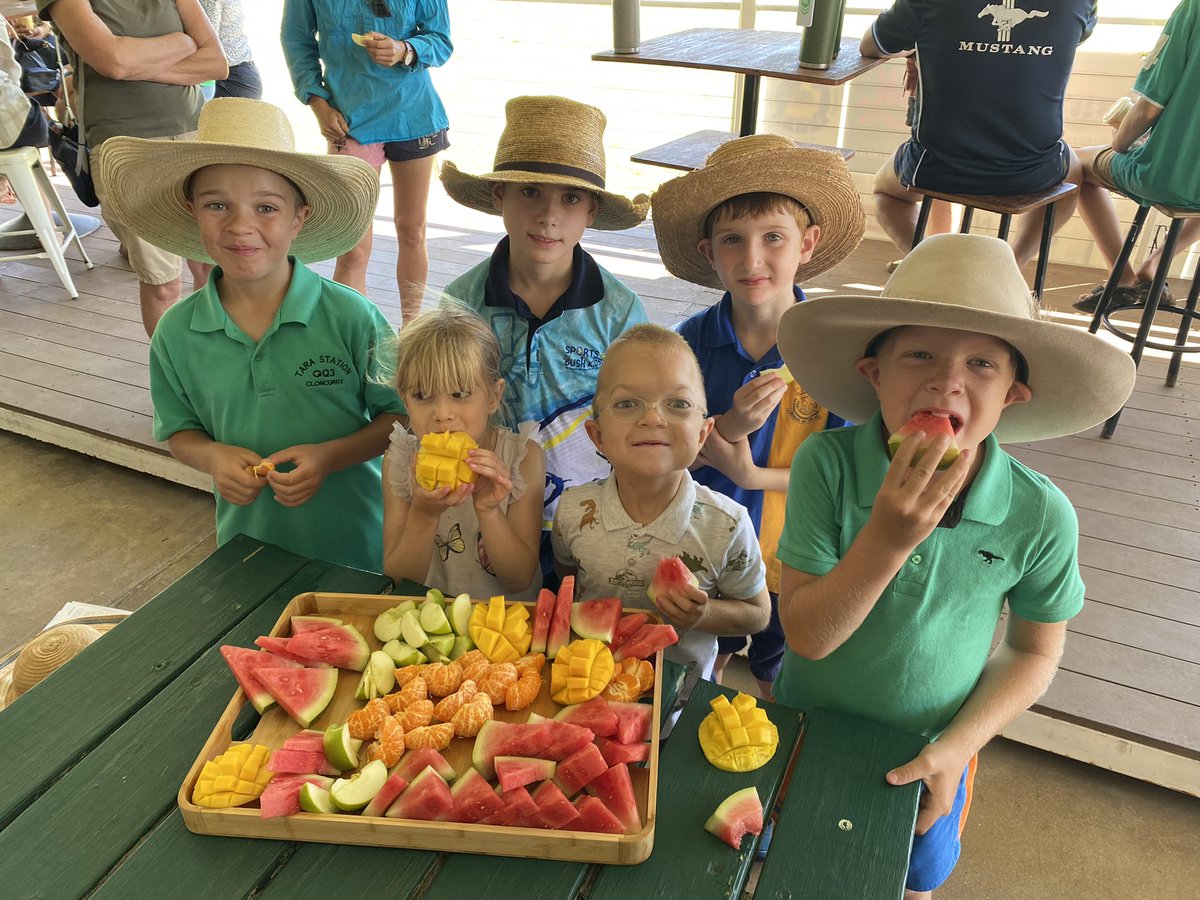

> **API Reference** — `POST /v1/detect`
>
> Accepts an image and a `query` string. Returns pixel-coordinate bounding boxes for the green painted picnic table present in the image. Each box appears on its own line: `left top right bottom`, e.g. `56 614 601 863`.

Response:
0 535 926 899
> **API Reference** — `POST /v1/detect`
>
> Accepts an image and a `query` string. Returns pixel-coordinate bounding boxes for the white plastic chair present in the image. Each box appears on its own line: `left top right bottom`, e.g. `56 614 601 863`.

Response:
0 145 94 298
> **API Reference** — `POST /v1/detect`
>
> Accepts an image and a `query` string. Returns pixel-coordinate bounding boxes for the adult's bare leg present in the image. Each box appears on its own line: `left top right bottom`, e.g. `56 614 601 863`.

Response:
1012 145 1081 268
187 260 213 293
1136 218 1200 284
333 162 383 297
140 277 182 337
389 154 435 324
1075 145 1138 289
873 161 922 254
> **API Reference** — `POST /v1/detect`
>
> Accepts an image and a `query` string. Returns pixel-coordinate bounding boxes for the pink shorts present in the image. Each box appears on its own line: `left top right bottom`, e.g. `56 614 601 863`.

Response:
328 130 449 167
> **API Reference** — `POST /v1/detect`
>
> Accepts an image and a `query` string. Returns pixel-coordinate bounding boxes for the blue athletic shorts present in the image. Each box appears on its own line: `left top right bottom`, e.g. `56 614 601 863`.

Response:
906 761 973 892
893 137 1070 196
716 592 784 683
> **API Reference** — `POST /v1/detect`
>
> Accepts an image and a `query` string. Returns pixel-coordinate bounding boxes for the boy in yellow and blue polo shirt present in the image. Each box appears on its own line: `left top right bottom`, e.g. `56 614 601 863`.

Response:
772 234 1136 894
652 136 865 697
96 99 404 572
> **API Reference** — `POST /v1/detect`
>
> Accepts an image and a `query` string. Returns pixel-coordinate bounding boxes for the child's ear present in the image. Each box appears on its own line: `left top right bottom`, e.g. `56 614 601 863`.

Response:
491 183 505 212
698 237 716 265
696 415 716 448
855 356 882 394
584 416 603 452
1004 378 1033 407
488 378 506 414
798 224 821 263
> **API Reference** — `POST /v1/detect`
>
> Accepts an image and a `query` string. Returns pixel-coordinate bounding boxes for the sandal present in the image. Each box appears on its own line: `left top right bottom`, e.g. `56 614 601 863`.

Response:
1073 281 1176 314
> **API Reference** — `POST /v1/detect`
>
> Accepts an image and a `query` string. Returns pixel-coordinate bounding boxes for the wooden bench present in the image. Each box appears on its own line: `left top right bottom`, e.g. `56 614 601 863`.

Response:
632 129 855 173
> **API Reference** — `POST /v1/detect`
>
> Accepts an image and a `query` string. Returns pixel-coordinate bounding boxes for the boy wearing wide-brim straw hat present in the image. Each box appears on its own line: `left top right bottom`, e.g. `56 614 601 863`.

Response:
651 135 865 702
771 234 1136 894
94 98 405 573
438 95 650 584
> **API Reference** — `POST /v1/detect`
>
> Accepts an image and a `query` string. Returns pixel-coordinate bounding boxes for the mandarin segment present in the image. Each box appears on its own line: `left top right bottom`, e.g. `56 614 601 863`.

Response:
404 722 455 751
433 679 478 722
479 662 518 705
347 698 390 740
367 716 406 767
504 668 542 711
450 693 494 737
393 665 427 688
424 661 464 697
395 697 435 732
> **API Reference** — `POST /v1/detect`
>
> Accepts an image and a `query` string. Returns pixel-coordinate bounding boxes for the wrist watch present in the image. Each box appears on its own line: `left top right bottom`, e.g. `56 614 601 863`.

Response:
401 40 415 66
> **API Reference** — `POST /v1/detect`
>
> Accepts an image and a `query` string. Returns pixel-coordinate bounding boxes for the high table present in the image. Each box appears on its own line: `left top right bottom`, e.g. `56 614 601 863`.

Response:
0 535 924 898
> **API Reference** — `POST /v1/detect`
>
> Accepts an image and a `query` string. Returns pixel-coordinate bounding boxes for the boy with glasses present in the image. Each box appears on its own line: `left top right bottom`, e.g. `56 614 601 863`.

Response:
552 324 770 704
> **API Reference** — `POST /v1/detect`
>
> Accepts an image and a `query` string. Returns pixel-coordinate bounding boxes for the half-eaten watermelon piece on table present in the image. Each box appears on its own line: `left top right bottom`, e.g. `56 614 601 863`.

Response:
886 411 960 470
704 786 764 850
255 667 338 728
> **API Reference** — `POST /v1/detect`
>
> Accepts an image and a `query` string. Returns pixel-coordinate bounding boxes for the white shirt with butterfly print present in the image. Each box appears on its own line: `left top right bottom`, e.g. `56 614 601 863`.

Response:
386 421 542 601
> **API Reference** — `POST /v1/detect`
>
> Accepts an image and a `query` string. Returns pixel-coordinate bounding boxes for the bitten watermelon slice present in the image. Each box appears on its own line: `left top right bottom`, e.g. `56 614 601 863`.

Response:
569 796 625 834
585 763 641 834
595 735 650 766
278 624 371 671
530 588 556 654
495 756 557 792
546 576 574 660
479 786 540 827
531 781 580 829
392 747 456 784
613 624 679 662
385 766 453 820
219 646 302 714
255 667 338 727
647 557 699 604
704 786 764 850
554 696 618 737
538 720 596 761
609 612 649 652
553 742 609 796
886 411 960 470
570 597 622 643
608 701 654 743
471 720 553 779
361 774 409 818
447 769 505 824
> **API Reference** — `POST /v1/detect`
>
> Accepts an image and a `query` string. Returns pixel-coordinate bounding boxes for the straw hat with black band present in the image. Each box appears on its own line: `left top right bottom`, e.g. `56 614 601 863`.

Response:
93 98 380 265
440 95 649 231
650 134 866 290
776 234 1137 443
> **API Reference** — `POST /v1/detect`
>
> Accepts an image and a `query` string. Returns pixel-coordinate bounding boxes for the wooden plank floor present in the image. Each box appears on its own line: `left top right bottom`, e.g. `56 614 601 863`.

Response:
1 177 1197 795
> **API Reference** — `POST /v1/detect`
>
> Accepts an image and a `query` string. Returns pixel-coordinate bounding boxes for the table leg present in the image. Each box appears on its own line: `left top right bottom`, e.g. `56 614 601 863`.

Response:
738 75 761 135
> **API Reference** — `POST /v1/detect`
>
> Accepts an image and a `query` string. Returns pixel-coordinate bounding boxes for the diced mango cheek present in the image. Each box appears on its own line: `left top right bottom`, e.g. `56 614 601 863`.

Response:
416 431 479 490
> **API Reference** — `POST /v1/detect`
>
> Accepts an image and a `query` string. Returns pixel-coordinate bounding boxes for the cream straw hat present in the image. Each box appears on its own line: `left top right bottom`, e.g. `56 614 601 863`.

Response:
0 615 124 710
650 134 866 289
777 234 1137 443
94 98 380 264
440 95 649 231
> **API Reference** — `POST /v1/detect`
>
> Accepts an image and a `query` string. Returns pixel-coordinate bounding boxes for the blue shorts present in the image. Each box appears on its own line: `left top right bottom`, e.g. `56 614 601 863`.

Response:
906 760 974 892
716 592 784 683
893 137 1070 196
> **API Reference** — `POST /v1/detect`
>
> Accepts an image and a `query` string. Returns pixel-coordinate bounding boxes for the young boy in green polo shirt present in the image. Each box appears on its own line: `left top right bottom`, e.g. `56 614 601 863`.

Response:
95 98 405 572
772 234 1136 896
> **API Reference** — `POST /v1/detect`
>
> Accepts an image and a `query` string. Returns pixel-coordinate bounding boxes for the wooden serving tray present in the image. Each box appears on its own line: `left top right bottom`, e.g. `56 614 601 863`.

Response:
179 592 662 864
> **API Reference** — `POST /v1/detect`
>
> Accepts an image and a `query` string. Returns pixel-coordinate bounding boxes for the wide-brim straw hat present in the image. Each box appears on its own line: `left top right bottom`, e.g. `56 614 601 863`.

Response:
440 95 649 231
650 134 866 289
776 234 1137 443
94 98 380 264
0 614 125 710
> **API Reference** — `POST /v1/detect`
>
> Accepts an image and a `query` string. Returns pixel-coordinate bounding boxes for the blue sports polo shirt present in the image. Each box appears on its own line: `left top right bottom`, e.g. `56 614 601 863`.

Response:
678 288 847 592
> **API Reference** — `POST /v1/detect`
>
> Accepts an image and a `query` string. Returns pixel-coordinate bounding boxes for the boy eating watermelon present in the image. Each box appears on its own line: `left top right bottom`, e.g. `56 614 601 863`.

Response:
772 234 1135 897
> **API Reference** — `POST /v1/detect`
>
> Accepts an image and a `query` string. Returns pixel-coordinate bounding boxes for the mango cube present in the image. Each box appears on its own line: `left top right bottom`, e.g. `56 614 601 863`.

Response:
551 638 615 705
468 595 533 663
192 744 274 808
415 431 478 491
698 692 780 773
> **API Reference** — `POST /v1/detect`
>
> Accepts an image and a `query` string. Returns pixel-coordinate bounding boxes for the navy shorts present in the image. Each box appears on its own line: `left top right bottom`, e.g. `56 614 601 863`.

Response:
716 592 785 683
906 760 974 892
215 61 263 100
893 137 1070 195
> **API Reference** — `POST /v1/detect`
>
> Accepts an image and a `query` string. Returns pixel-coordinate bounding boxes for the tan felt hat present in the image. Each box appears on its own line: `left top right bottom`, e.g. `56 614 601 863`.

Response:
440 95 649 231
94 98 380 264
0 615 124 710
650 134 866 289
776 234 1137 443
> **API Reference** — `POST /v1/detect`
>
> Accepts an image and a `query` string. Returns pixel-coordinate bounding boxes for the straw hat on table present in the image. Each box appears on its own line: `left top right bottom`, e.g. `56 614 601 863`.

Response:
440 95 650 231
0 615 125 710
94 98 380 264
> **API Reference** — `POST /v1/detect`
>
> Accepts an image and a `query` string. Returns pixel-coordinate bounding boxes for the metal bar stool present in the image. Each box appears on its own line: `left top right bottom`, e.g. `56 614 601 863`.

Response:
1088 202 1200 438
0 145 94 298
910 182 1079 301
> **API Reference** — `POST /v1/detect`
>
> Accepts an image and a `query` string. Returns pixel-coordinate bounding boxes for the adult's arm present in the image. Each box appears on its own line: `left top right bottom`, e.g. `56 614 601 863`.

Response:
42 0 195 81
405 0 452 68
148 0 227 86
280 0 329 104
1112 95 1163 153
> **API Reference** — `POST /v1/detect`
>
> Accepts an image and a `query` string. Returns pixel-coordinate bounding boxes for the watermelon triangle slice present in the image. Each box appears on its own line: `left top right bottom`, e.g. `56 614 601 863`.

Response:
569 796 625 834
447 769 504 824
280 624 370 671
609 612 649 652
531 781 580 829
220 646 302 714
585 763 642 834
530 588 556 655
255 667 338 727
570 597 622 643
704 786 764 850
546 575 575 660
386 766 453 820
613 623 679 662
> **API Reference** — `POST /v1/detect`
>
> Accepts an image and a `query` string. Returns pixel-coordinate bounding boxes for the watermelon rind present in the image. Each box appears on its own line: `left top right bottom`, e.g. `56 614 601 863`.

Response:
255 667 338 727
291 615 344 634
704 786 764 850
330 759 388 812
570 597 622 643
886 412 960 470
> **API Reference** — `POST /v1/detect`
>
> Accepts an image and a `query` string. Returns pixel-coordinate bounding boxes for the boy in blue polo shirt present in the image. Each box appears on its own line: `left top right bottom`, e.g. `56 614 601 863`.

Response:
772 234 1135 896
95 98 405 572
652 135 865 697
439 96 649 581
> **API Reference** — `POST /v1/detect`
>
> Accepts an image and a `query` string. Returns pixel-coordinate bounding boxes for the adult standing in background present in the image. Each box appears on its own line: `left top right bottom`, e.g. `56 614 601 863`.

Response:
862 0 1097 271
282 0 451 323
36 0 227 336
199 0 261 99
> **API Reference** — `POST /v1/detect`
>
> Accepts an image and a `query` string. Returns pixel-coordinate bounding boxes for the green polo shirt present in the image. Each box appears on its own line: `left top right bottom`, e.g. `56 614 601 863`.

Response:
150 260 405 572
774 412 1084 738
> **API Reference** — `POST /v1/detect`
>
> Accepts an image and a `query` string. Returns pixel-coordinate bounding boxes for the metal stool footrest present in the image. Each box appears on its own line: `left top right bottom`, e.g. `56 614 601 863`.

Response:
1101 304 1200 355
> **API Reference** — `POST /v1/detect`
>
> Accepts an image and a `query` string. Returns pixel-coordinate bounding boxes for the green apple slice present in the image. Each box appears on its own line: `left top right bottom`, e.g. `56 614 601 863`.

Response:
330 759 388 811
368 650 396 695
425 588 446 607
382 639 425 667
400 609 428 649
354 667 377 701
323 723 364 771
419 602 453 636
423 642 449 664
450 634 475 660
449 593 474 636
373 609 406 643
298 782 338 814
427 633 455 657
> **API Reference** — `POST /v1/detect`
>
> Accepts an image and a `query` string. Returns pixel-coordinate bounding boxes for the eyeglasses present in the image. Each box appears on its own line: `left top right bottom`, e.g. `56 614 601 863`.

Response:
365 0 392 17
595 396 706 423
